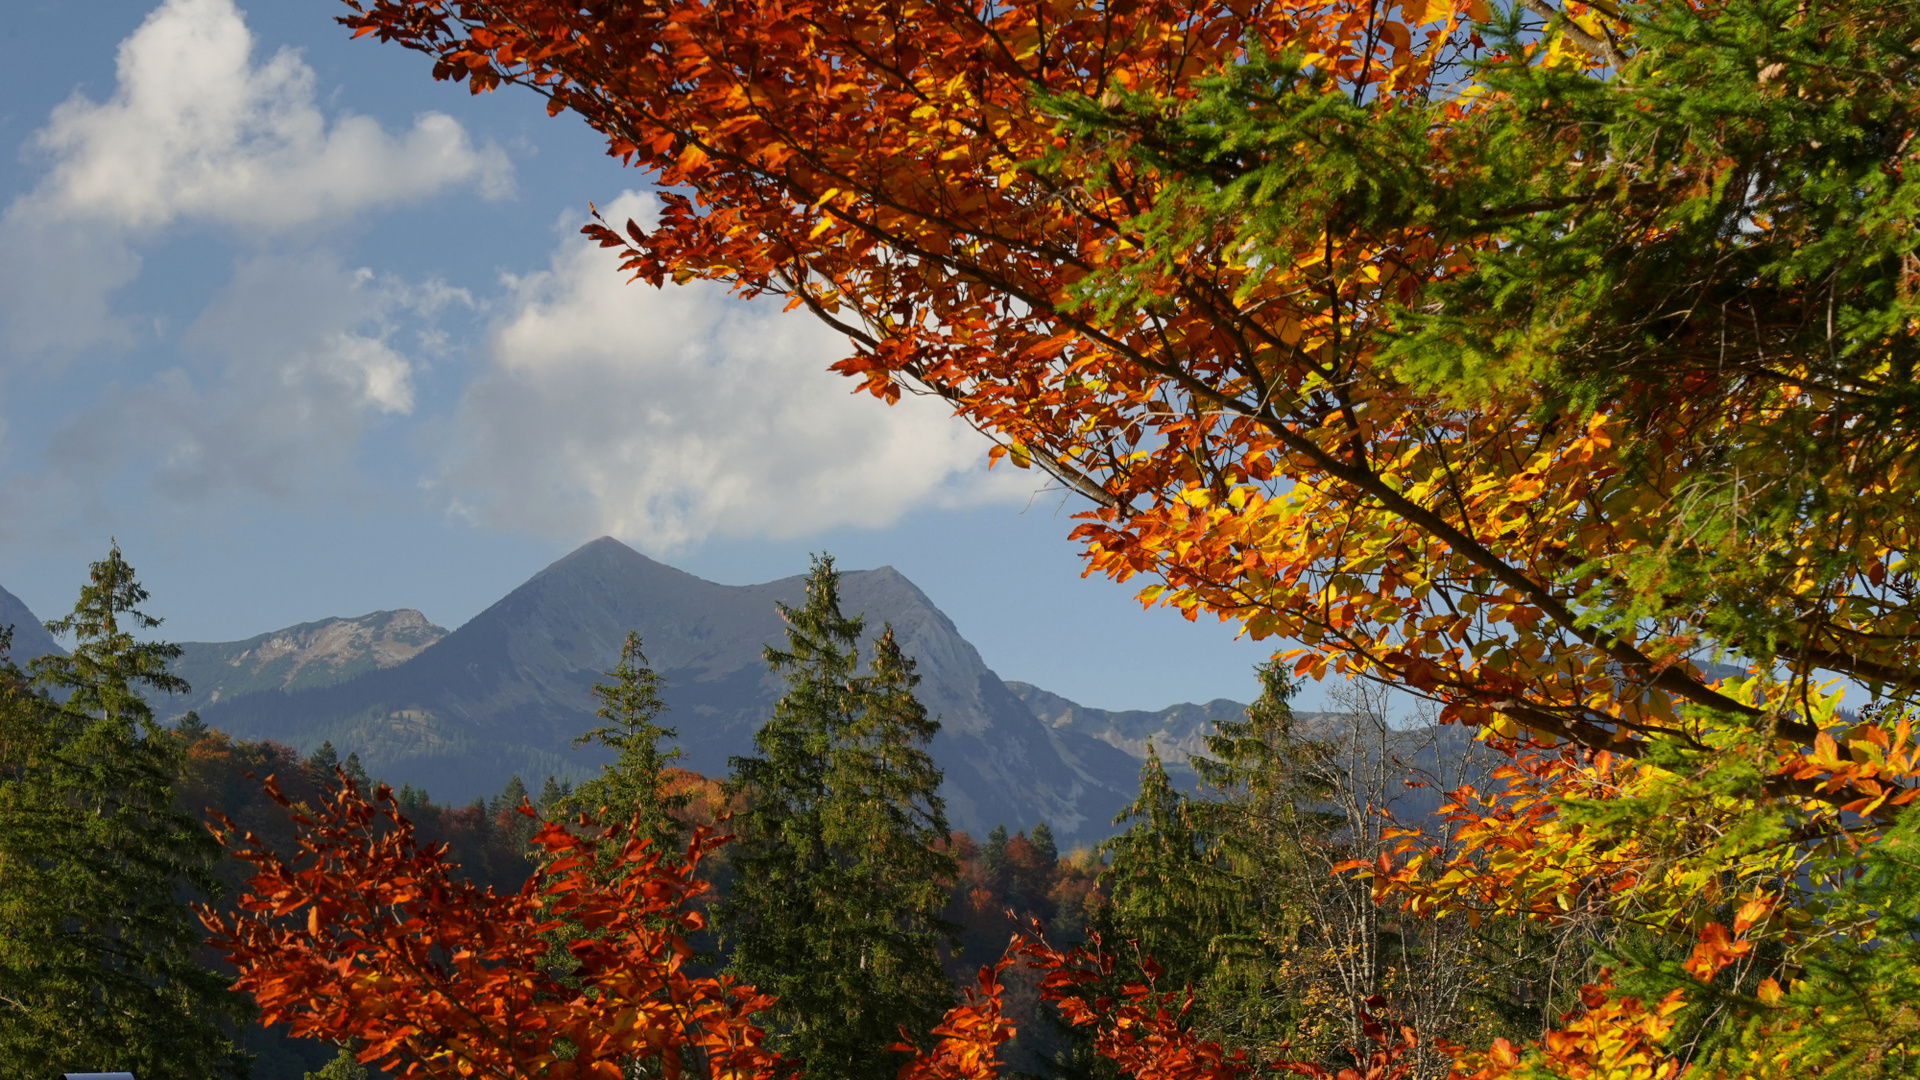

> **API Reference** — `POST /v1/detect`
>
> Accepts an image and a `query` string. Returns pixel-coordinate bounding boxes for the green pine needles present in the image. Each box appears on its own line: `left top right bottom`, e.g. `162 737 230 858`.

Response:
0 545 246 1078
718 554 957 1080
1097 664 1332 1058
565 629 689 858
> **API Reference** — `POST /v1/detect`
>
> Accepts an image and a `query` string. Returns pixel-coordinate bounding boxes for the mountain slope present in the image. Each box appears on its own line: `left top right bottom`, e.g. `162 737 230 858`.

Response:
165 610 446 716
193 539 1143 845
0 583 63 665
1008 681 1248 769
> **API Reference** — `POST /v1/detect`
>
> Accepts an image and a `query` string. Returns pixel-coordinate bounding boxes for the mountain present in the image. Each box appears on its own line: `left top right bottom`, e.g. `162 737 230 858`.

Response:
1009 681 1248 774
191 538 1147 845
0 583 63 665
1014 678 1502 829
164 610 446 716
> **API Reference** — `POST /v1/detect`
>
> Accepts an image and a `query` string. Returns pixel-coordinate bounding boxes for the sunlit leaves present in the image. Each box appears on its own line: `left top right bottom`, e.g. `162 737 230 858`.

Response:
336 0 1920 1071
202 778 779 1079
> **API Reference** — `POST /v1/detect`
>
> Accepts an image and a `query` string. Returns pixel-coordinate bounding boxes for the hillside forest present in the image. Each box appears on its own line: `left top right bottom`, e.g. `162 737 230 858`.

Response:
3 547 1569 1080
8 0 1920 1075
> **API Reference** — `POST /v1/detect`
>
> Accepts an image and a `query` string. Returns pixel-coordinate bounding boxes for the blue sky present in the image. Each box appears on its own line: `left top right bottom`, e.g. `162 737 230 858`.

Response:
0 0 1292 712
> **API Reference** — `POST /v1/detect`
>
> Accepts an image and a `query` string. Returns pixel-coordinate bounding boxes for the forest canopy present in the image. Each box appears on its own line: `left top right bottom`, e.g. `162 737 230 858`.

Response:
331 0 1920 1070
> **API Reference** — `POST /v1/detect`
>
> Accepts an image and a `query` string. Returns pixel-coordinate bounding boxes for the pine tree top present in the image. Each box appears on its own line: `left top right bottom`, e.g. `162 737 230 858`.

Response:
32 543 186 729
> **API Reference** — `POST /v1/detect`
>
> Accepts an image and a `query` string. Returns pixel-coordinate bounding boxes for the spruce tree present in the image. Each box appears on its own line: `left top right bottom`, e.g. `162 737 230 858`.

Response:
982 823 1011 897
537 774 570 815
487 774 540 858
718 555 956 1080
1181 662 1341 1057
1098 744 1223 989
1186 661 1338 921
1030 821 1059 866
341 751 372 792
304 740 341 789
0 545 245 1078
395 782 430 815
563 631 687 855
490 774 531 817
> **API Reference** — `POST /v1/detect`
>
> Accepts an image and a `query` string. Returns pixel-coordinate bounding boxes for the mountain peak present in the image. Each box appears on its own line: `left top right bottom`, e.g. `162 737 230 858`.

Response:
193 552 1145 843
0 582 63 663
573 535 640 559
533 536 709 590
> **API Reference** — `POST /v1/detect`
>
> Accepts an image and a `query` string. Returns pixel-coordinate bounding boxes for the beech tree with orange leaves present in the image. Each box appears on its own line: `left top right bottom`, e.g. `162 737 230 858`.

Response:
203 776 782 1079
331 0 1920 1072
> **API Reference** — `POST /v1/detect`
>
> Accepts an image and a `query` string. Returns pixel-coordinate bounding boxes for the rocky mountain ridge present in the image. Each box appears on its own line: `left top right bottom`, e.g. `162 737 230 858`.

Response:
165 609 447 716
0 582 64 664
1 541 1261 844
1009 681 1248 770
157 540 1178 844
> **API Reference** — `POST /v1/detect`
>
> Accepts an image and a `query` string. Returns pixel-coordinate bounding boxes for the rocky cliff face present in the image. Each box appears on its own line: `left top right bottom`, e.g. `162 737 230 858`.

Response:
164 610 446 716
191 539 1145 845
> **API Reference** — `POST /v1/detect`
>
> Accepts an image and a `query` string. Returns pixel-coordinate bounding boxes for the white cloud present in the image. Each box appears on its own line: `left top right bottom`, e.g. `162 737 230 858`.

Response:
0 220 144 355
438 192 1026 549
184 255 435 418
0 0 510 354
14 255 461 511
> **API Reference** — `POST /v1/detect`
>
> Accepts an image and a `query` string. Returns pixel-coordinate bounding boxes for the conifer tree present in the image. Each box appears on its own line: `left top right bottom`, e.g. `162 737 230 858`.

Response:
563 631 686 855
718 555 955 1080
304 741 340 789
536 774 571 816
1181 663 1343 1057
341 751 371 792
1187 663 1338 927
486 774 541 859
0 545 244 1078
981 823 1011 897
490 774 531 817
395 782 430 815
1030 821 1059 867
1099 745 1223 991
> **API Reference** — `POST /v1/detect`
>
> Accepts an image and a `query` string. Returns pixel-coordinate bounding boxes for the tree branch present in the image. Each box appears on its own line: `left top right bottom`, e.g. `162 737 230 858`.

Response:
1517 0 1628 70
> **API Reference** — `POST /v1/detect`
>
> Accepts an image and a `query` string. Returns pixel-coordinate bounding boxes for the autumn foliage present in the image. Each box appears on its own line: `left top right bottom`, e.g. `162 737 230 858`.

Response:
902 928 1424 1080
324 0 1920 1072
334 0 1916 781
206 772 1446 1080
203 777 779 1079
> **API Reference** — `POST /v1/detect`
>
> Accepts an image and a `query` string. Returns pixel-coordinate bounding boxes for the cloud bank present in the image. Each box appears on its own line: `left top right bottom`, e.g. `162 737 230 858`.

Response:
7 256 468 532
438 193 1023 550
0 3 1018 554
0 0 508 355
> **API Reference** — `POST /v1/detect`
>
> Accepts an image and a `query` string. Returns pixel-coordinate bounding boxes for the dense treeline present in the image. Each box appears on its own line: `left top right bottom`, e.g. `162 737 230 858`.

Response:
5 547 1621 1080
